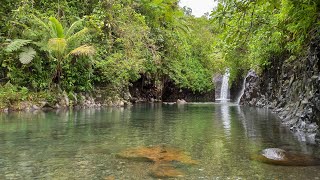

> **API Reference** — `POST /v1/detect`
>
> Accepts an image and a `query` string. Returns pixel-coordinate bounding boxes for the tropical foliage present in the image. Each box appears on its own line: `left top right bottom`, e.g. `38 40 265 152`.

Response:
0 0 217 98
0 0 319 102
211 0 320 81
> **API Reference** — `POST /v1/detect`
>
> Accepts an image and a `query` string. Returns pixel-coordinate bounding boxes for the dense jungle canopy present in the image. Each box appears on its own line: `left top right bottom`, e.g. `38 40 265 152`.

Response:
0 0 319 104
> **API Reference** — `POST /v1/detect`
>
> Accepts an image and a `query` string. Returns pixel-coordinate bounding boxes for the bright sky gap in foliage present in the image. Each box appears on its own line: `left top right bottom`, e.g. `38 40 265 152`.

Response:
179 0 218 17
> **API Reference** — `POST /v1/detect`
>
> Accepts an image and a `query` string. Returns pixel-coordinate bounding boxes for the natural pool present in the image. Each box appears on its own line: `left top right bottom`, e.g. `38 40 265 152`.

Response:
0 103 320 179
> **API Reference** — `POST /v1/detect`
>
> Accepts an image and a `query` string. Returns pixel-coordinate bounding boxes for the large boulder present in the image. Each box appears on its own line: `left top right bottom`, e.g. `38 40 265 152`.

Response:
239 70 261 106
253 148 320 166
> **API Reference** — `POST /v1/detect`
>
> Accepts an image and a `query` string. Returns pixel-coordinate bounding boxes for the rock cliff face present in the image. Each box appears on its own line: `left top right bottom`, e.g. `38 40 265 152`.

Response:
130 77 215 102
239 33 320 143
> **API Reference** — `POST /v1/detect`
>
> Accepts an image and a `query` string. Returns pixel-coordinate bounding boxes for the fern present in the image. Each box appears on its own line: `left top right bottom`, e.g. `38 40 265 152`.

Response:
19 47 36 64
5 39 32 52
69 45 95 56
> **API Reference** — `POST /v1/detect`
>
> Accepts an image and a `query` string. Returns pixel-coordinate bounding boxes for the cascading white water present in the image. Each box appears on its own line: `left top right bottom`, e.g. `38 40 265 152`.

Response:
219 68 230 102
236 70 253 104
236 76 247 104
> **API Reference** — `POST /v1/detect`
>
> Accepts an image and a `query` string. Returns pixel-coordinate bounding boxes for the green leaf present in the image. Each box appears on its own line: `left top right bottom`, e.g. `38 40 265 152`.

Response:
66 27 89 44
19 47 36 64
30 15 51 35
5 39 32 52
49 17 65 38
65 19 84 38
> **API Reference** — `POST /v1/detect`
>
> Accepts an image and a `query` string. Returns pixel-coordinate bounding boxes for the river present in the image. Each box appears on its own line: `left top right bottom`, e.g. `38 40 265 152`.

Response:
0 103 319 179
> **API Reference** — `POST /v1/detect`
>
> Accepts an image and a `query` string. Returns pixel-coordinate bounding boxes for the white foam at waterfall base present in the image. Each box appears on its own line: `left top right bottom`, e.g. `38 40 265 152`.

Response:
217 68 230 102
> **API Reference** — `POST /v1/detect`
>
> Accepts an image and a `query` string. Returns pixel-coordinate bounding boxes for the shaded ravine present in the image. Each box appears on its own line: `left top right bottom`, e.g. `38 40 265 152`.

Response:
237 33 320 143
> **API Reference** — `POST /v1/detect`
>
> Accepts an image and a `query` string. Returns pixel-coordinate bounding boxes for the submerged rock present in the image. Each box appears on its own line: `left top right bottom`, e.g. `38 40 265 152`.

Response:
150 163 184 178
104 175 115 180
117 145 197 164
253 148 320 166
117 145 197 178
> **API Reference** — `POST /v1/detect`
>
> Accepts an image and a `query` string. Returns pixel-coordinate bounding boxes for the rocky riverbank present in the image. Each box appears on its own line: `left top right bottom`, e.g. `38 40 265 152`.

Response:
0 89 132 113
239 33 320 143
0 81 210 113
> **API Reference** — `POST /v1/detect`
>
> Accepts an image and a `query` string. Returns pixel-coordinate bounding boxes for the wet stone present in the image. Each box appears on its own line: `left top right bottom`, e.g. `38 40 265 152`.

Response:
252 148 320 166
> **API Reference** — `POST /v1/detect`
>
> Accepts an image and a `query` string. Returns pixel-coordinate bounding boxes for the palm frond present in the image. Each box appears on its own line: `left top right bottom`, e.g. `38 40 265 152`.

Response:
19 47 36 64
49 17 65 38
65 19 84 38
66 27 89 44
5 39 32 52
69 45 95 57
48 38 67 53
30 15 51 34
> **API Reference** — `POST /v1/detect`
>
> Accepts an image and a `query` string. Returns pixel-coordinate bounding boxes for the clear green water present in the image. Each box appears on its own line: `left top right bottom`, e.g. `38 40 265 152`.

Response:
1 103 320 179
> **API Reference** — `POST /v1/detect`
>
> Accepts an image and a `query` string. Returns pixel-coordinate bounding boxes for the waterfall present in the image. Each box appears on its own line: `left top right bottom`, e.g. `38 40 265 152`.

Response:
219 68 230 102
236 70 253 104
236 76 247 104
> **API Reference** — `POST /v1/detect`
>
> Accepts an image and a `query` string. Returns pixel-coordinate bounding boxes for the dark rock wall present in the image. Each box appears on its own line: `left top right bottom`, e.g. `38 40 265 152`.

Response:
240 33 320 142
230 71 245 102
130 76 215 102
161 81 215 102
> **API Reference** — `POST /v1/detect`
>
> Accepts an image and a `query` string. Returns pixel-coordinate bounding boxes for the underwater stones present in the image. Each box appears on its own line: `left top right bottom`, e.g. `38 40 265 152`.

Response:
104 175 115 180
150 163 184 178
117 145 197 165
253 148 320 166
117 145 197 178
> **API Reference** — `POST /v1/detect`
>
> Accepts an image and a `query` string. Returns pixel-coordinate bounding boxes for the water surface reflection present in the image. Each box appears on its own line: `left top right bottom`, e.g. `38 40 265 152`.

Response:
0 104 320 179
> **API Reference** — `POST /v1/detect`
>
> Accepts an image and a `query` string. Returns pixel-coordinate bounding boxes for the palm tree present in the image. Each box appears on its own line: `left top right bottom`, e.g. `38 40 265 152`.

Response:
5 16 95 84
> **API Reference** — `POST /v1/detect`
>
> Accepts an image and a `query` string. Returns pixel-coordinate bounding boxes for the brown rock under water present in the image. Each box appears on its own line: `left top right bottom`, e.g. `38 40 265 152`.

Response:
117 145 198 165
117 145 197 178
104 175 115 180
150 163 184 178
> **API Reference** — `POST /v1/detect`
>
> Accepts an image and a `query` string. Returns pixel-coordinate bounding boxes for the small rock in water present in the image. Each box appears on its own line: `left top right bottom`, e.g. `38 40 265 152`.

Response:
177 99 187 104
32 105 40 110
